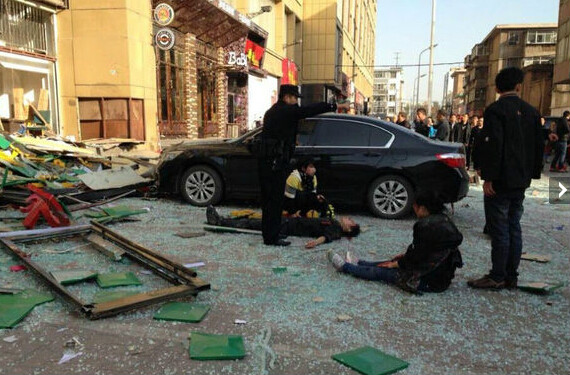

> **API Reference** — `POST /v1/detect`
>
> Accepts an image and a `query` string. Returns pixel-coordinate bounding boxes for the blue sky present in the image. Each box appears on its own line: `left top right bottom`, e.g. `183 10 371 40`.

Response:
375 0 560 104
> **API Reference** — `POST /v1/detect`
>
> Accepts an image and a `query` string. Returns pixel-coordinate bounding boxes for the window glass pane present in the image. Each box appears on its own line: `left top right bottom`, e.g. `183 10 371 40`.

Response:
314 120 369 147
370 126 392 147
296 119 317 146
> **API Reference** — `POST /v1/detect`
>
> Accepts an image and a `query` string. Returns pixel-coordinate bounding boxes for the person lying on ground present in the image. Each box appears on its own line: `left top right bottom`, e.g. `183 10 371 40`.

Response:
206 205 359 248
283 158 334 218
327 190 463 293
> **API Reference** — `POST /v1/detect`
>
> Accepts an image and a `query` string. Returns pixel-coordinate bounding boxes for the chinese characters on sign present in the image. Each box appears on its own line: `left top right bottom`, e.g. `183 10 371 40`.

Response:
281 58 298 85
245 39 265 68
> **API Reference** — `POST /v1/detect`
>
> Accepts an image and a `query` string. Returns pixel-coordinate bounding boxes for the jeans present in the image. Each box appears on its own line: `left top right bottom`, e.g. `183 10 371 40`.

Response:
484 189 525 282
341 260 399 283
550 141 567 169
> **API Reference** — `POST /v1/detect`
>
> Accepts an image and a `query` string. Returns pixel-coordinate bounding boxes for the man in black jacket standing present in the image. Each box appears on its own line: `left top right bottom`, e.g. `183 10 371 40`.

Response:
434 110 450 141
414 108 429 137
258 85 347 246
468 67 543 289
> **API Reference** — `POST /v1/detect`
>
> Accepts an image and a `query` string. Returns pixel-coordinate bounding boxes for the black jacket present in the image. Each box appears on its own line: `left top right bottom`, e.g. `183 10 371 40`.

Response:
262 101 336 146
452 121 470 144
396 120 411 129
397 214 463 293
553 117 570 141
479 94 543 190
414 121 429 137
434 119 450 141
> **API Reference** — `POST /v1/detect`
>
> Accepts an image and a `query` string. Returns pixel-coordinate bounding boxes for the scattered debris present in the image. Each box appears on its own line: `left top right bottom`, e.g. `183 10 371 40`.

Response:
337 314 353 322
2 335 17 343
313 296 324 303
50 269 98 285
9 265 27 272
153 302 210 323
189 332 246 360
183 262 205 269
272 267 287 274
332 346 409 375
234 319 247 325
58 351 83 365
518 281 564 294
253 327 276 375
554 225 565 231
174 231 206 239
0 289 54 328
521 253 551 263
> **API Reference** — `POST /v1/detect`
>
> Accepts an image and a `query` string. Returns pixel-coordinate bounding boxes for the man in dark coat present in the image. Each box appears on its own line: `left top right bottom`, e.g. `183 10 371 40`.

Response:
414 108 429 137
468 67 543 289
452 113 470 144
396 111 411 129
434 110 450 141
258 85 347 246
448 114 458 141
549 110 569 172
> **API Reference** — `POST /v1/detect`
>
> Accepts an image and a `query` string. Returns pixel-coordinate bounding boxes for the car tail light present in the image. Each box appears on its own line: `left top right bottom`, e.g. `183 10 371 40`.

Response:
436 153 465 168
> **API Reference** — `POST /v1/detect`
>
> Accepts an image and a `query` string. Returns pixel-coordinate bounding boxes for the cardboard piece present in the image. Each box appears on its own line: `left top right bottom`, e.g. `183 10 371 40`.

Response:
521 253 551 263
518 281 564 294
175 231 206 239
189 332 246 360
332 346 409 375
153 302 210 323
78 167 149 190
12 88 25 120
96 272 142 288
50 270 98 285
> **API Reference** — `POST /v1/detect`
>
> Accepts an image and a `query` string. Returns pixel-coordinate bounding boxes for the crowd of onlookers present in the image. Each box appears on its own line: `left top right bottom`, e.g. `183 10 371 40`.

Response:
384 109 570 173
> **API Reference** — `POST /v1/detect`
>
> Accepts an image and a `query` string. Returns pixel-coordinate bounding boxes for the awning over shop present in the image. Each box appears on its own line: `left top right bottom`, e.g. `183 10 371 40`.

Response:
29 0 67 9
165 0 268 47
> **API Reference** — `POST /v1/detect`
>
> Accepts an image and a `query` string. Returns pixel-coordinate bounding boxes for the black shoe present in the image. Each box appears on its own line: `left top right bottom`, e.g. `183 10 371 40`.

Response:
278 234 288 240
264 239 291 247
504 278 518 289
206 205 221 226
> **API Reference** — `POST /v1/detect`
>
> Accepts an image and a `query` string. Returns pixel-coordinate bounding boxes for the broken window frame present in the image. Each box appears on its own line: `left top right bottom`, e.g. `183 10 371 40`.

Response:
0 222 210 320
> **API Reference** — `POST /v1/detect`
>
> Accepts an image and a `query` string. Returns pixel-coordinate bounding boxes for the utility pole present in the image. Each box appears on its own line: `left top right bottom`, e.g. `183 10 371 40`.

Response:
427 0 436 116
394 52 401 67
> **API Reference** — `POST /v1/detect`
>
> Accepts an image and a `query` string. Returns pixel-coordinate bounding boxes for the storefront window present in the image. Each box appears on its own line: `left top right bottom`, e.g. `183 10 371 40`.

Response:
156 44 186 135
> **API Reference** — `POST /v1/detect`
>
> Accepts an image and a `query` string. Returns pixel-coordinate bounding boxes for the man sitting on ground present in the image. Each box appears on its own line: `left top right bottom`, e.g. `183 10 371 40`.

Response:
206 206 359 248
327 190 463 294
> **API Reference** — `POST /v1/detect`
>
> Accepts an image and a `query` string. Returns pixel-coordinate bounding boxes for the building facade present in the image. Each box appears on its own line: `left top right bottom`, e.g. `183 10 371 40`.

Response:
0 0 66 134
552 0 570 115
450 68 466 115
300 0 376 114
371 67 403 119
464 24 558 116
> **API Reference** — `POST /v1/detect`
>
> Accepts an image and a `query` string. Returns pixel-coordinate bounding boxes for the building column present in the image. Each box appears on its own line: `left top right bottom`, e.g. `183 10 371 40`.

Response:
216 47 228 137
185 34 199 139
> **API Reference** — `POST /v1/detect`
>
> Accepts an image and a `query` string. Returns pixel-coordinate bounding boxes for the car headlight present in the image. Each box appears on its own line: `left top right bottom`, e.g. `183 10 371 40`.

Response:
159 151 183 164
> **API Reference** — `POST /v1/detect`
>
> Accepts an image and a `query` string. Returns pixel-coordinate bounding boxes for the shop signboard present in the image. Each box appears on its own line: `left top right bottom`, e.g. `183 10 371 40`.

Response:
154 3 175 26
245 39 265 69
281 59 298 85
155 28 175 50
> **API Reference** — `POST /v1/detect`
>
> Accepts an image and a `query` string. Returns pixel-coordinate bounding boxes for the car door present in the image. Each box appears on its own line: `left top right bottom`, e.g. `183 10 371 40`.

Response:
308 118 390 203
225 130 261 197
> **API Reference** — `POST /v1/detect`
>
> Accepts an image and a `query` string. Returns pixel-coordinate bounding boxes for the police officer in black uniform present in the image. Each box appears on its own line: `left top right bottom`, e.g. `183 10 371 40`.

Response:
258 85 348 246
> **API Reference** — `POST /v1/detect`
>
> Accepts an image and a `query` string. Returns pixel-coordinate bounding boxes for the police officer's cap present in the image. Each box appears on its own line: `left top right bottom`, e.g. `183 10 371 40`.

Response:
279 84 303 98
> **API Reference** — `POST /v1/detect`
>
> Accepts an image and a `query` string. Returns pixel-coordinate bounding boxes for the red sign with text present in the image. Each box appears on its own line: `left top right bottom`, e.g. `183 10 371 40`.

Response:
281 58 298 85
245 39 265 68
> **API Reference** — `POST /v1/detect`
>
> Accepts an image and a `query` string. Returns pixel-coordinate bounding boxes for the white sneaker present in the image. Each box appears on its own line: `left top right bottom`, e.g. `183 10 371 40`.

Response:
345 251 359 264
327 250 345 271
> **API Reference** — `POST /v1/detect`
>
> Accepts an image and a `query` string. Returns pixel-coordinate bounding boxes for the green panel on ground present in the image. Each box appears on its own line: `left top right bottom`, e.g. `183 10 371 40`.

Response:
272 267 287 274
50 270 98 285
0 135 10 149
0 290 54 328
96 272 142 288
189 332 246 360
332 346 409 375
92 290 139 303
518 281 564 294
153 302 210 323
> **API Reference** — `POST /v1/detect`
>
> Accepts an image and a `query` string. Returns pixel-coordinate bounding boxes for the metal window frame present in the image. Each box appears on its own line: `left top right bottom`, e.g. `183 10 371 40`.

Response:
0 222 210 320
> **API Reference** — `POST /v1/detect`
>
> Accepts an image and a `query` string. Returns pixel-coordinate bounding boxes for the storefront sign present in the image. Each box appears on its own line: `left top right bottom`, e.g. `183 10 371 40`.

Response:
154 3 175 26
245 39 265 68
155 28 175 50
281 59 298 85
227 52 247 66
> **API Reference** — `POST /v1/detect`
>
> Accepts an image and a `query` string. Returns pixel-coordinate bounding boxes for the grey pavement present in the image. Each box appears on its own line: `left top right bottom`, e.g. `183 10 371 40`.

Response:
0 172 568 375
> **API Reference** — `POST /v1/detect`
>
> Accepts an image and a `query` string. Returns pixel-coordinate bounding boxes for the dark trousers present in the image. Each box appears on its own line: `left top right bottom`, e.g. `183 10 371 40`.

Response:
550 141 567 169
341 260 399 284
485 189 525 282
466 145 472 168
220 217 263 231
258 159 288 244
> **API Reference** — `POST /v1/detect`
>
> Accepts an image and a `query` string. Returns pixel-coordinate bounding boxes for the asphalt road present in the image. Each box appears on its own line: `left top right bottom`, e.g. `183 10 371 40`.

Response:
0 172 568 375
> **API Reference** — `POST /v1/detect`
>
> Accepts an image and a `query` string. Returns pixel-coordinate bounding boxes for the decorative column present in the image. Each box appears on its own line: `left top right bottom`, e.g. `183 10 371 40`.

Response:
216 47 228 138
185 34 199 139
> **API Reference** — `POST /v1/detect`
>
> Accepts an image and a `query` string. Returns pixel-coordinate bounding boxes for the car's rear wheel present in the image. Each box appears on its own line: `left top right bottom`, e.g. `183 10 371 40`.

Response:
180 165 222 206
368 175 414 219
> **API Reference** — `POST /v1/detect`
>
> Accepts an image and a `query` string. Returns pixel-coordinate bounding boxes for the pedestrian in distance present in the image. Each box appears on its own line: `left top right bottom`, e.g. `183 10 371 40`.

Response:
327 190 463 294
468 67 543 290
257 84 349 247
549 110 569 172
396 111 411 129
414 108 430 137
466 115 479 169
448 113 458 141
434 110 450 141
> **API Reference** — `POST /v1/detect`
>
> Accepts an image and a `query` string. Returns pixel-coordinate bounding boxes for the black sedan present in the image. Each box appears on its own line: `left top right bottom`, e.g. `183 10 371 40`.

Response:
156 114 469 219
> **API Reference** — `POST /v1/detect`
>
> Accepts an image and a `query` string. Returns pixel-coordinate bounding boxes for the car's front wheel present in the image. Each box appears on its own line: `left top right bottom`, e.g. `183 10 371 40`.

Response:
368 175 414 219
179 165 223 206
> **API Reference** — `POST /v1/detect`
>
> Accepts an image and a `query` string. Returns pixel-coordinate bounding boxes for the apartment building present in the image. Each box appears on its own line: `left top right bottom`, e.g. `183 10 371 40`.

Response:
464 24 557 116
450 68 467 115
300 0 376 114
552 0 570 115
371 67 403 119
